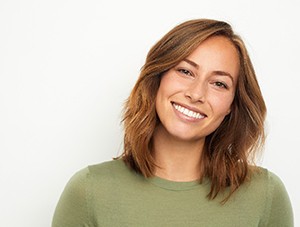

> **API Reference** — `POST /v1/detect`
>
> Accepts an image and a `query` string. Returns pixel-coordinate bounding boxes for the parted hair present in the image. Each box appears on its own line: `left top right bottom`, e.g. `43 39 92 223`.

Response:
120 19 266 201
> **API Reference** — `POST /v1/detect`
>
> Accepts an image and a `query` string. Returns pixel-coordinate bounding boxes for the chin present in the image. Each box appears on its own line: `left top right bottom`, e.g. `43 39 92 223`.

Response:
169 130 206 143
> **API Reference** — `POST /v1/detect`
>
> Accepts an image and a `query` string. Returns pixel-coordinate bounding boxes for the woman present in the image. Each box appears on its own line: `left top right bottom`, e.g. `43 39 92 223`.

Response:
52 19 293 226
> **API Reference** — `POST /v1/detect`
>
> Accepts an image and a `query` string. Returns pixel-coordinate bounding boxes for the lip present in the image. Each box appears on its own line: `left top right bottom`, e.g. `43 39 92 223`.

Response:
171 101 207 117
171 101 207 122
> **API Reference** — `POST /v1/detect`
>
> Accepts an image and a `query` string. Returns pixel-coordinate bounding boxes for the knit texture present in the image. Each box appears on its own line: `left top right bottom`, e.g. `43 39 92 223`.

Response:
52 159 293 227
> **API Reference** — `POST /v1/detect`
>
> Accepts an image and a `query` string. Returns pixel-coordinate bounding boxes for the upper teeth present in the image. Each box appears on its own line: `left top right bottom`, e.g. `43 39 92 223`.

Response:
173 103 205 119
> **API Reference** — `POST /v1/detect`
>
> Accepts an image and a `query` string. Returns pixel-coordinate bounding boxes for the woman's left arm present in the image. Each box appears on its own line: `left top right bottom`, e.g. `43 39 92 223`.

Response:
264 172 294 227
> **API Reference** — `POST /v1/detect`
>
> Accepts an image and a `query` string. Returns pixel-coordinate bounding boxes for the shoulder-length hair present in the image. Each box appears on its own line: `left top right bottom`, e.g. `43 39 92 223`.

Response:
120 19 266 201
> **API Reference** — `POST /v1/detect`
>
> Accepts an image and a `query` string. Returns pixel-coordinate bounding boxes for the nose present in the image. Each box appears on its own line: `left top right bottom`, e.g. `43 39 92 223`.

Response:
184 80 206 103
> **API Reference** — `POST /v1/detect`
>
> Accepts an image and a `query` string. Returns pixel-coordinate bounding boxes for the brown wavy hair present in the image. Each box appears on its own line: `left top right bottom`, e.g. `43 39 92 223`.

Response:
120 19 266 202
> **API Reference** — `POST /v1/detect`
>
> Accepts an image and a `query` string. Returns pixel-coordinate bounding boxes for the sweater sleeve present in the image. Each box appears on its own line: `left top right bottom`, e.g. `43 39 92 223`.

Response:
52 168 94 227
264 172 294 227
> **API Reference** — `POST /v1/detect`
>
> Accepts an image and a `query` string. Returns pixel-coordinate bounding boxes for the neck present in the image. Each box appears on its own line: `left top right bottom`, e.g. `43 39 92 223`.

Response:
152 125 205 182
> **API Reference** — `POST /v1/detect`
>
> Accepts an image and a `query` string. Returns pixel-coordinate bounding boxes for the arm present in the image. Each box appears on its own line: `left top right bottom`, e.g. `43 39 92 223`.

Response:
52 168 94 227
264 172 294 227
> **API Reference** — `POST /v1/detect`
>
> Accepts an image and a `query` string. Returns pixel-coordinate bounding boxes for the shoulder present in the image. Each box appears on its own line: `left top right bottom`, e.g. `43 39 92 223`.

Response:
69 159 140 188
248 167 294 226
88 159 128 175
246 167 290 204
249 167 283 186
56 159 134 210
229 167 282 209
248 167 289 195
69 159 130 184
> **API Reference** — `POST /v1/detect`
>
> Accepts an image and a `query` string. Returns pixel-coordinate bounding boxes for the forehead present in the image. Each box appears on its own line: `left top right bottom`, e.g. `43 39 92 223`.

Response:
186 36 240 80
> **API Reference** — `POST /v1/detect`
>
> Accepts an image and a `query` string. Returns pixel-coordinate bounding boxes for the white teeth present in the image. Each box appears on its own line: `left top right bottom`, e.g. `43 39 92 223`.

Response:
183 109 189 115
173 103 205 119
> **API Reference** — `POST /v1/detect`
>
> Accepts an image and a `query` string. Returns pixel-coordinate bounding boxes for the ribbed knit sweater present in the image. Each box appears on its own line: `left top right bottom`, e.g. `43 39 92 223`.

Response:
52 160 293 227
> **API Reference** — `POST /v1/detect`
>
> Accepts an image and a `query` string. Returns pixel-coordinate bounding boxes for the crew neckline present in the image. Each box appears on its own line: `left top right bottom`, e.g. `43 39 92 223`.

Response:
147 176 204 191
115 159 209 191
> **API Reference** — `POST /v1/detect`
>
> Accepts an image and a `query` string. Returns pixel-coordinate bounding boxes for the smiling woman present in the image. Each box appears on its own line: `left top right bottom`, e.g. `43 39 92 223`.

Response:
155 36 238 146
52 19 294 227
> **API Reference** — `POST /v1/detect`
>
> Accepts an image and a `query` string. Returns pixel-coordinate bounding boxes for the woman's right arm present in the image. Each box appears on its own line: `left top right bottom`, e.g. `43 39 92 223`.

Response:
52 168 94 227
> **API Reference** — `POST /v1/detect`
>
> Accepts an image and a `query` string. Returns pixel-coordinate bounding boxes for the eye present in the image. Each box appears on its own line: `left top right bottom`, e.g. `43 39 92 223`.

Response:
177 68 193 77
214 81 228 89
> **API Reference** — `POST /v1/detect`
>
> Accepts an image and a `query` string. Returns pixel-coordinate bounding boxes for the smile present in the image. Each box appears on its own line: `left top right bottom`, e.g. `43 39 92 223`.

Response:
172 103 206 119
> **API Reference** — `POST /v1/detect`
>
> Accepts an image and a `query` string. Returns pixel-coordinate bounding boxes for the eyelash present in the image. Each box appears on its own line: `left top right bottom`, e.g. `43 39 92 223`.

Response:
177 68 193 77
177 68 229 89
214 81 228 89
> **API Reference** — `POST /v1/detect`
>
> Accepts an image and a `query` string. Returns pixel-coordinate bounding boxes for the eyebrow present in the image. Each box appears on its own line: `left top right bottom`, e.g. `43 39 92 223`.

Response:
212 71 234 83
183 58 234 82
183 59 199 69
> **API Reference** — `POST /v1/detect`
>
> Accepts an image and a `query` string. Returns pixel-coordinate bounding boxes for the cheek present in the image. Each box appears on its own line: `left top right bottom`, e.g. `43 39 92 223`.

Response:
155 78 170 115
156 73 182 100
210 93 235 116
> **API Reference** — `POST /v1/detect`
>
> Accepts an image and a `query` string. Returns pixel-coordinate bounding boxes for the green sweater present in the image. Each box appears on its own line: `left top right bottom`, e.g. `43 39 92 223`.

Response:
52 160 293 227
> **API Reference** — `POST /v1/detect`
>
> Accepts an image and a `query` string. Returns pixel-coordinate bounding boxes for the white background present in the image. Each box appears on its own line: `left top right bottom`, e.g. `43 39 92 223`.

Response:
0 0 299 226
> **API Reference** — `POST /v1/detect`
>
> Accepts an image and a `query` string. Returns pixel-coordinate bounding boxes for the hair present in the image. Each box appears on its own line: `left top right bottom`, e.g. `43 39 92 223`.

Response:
120 19 266 202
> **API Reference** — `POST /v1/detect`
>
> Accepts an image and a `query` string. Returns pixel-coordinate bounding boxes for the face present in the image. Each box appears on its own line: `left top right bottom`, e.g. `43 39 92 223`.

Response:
155 36 240 143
